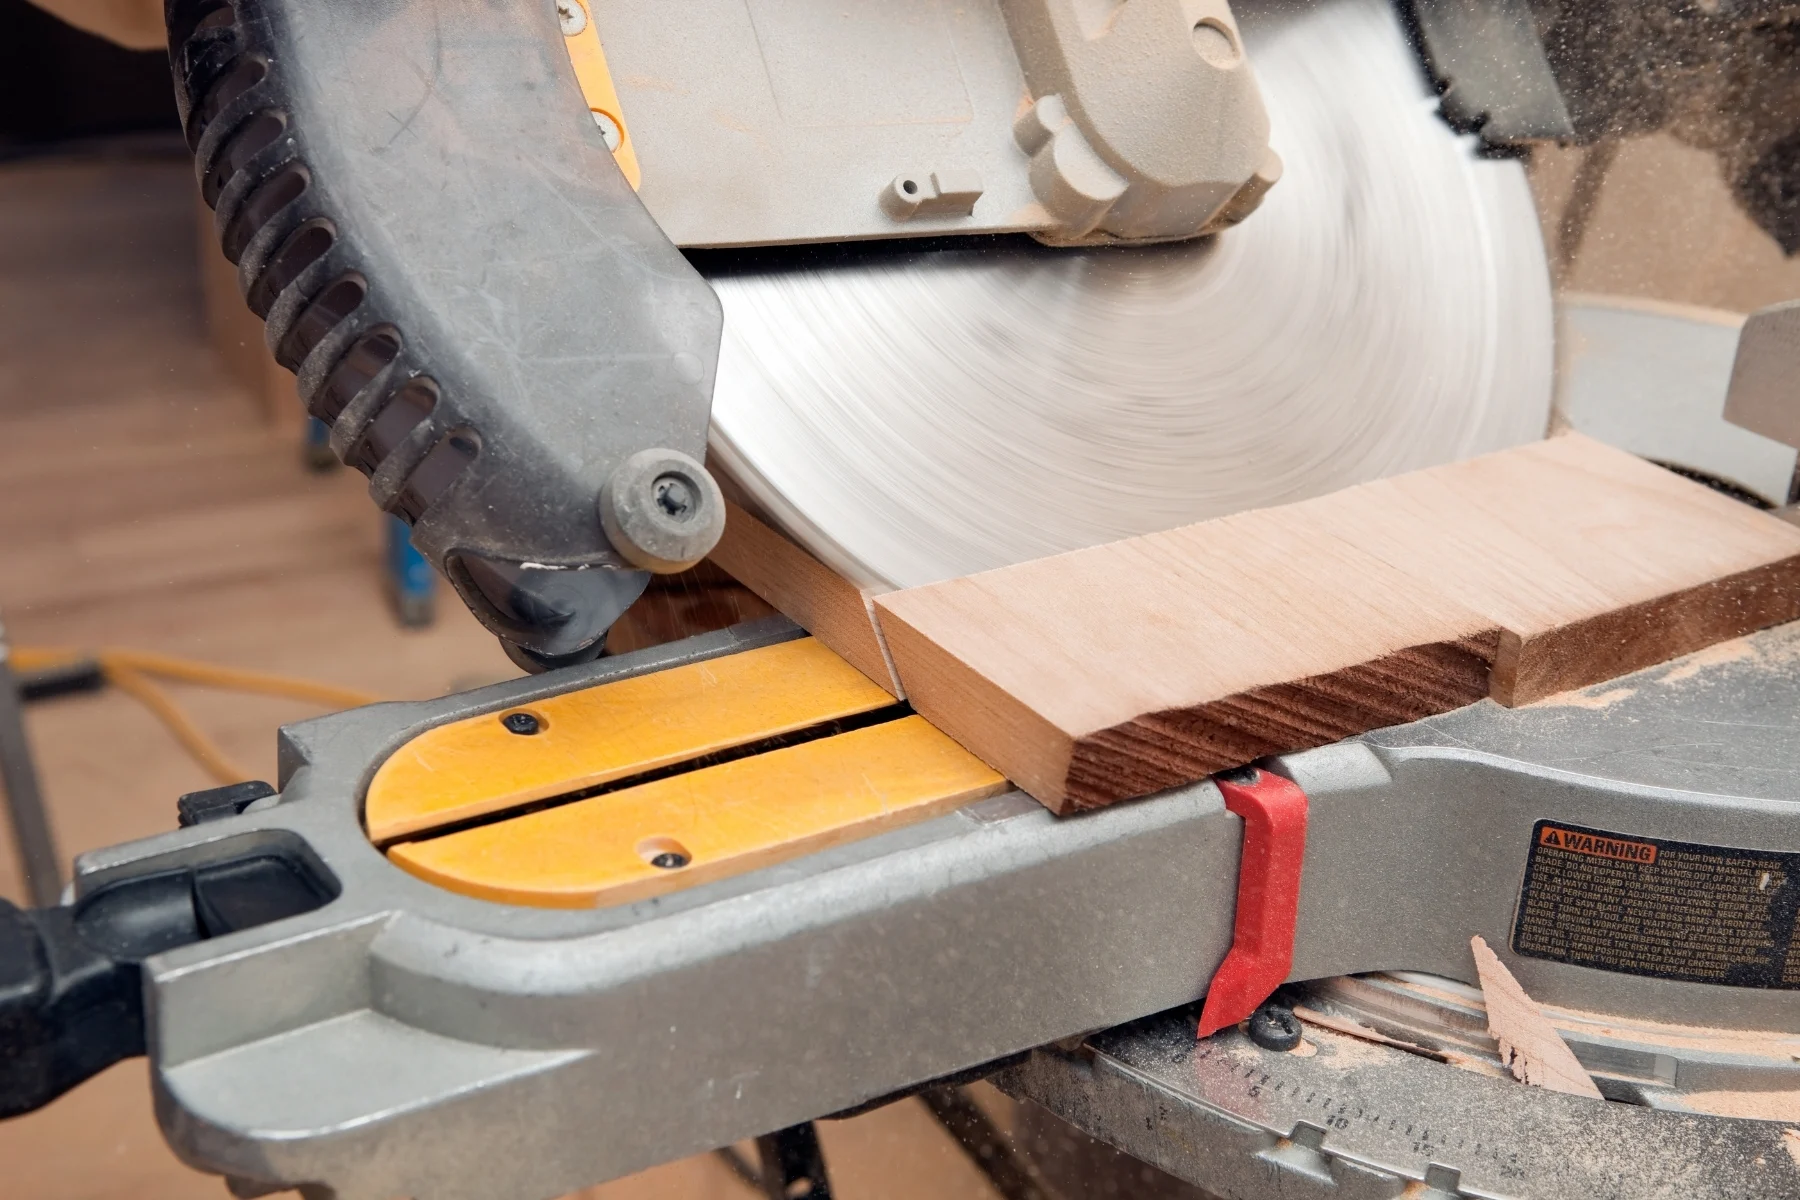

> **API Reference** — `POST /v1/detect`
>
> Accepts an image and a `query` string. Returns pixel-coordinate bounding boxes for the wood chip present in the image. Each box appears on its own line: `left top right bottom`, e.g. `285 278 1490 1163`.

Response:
1471 935 1604 1099
1290 1005 1449 1062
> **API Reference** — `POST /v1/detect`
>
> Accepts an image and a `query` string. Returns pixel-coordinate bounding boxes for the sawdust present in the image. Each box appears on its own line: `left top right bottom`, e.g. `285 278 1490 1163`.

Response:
1531 684 1637 709
1678 1090 1800 1122
1340 975 1800 1084
1748 620 1800 665
1298 1012 1504 1078
1654 620 1800 686
1542 1001 1800 1063
1657 636 1760 684
1289 1037 1318 1057
1294 1005 1449 1062
1305 1023 1406 1068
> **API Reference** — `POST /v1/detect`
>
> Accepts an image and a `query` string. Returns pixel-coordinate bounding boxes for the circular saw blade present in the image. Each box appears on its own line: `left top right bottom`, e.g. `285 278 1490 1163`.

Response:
705 0 1554 590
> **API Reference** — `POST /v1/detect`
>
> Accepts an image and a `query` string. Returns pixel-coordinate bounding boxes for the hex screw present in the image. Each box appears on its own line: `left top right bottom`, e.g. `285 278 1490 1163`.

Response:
1248 1002 1302 1051
652 473 695 520
501 711 542 736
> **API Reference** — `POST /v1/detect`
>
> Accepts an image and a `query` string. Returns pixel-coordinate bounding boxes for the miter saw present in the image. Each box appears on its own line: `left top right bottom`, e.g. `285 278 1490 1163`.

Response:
3 0 1800 1197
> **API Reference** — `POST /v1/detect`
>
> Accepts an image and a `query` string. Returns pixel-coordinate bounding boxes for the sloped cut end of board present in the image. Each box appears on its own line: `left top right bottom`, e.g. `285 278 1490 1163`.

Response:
873 434 1800 812
707 499 902 696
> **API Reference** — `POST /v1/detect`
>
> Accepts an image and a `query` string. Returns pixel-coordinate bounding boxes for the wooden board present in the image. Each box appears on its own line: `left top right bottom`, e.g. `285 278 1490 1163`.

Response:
1471 935 1604 1099
874 505 1503 812
707 499 902 695
1303 434 1800 703
872 434 1800 811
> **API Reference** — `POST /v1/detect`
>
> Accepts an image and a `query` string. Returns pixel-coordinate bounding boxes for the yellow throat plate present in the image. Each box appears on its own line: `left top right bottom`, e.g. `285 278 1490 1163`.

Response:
369 638 1007 909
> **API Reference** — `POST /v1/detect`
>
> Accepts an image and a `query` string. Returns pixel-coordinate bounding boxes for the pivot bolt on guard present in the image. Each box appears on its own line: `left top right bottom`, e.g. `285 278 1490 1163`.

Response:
598 448 726 573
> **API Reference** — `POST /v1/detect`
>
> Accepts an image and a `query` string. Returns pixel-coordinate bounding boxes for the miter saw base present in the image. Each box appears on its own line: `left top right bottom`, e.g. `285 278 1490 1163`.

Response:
0 615 1777 1199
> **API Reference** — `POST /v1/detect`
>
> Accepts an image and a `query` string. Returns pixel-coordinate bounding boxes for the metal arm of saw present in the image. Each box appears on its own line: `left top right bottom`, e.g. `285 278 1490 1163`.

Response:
165 0 728 670
0 840 337 1118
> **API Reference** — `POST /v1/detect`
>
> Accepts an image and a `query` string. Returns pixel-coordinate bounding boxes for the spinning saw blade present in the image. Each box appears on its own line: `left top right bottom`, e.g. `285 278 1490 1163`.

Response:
705 0 1555 590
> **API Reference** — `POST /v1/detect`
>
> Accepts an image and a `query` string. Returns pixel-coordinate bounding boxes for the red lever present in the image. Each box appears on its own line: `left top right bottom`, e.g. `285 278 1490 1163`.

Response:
1196 767 1309 1039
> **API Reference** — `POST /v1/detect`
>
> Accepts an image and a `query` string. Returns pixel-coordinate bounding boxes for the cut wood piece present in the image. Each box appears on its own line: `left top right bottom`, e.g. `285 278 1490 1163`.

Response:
605 560 779 655
1470 935 1604 1099
1306 433 1800 703
708 499 902 695
874 506 1502 812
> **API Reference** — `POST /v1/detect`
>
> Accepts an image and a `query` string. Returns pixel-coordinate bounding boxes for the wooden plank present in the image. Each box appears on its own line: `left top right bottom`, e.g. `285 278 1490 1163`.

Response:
1305 434 1800 703
874 506 1502 812
386 716 1007 908
364 637 896 842
708 499 902 695
872 434 1800 811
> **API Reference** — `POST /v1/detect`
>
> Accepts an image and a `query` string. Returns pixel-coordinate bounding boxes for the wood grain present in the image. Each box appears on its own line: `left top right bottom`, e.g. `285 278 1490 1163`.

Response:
1304 433 1800 703
1471 936 1604 1099
707 499 902 695
874 505 1502 811
873 434 1800 810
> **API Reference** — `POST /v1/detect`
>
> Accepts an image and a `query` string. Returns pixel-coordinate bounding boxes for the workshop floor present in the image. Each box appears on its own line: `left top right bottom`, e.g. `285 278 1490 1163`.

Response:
0 150 1006 1200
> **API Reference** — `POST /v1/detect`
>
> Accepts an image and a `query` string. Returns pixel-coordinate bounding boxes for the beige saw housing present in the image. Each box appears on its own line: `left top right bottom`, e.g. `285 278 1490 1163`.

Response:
593 0 1279 247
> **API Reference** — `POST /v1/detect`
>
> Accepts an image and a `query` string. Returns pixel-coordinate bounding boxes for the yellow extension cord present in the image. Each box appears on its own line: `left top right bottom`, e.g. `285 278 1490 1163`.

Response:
10 646 382 786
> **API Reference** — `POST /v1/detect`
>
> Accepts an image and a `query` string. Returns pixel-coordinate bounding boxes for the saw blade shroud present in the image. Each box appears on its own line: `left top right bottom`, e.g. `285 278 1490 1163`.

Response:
705 0 1555 590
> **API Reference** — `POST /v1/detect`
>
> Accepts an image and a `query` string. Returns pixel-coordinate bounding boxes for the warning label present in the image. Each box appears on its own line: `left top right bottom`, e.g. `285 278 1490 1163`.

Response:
1512 820 1800 989
1536 825 1657 865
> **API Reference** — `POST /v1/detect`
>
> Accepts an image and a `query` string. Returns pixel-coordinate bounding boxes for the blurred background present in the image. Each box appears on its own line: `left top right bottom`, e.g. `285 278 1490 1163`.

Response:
1 0 1798 1196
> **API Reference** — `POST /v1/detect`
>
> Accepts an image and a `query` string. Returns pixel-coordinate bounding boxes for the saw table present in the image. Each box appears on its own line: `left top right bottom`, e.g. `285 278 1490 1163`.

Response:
0 613 1788 1199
